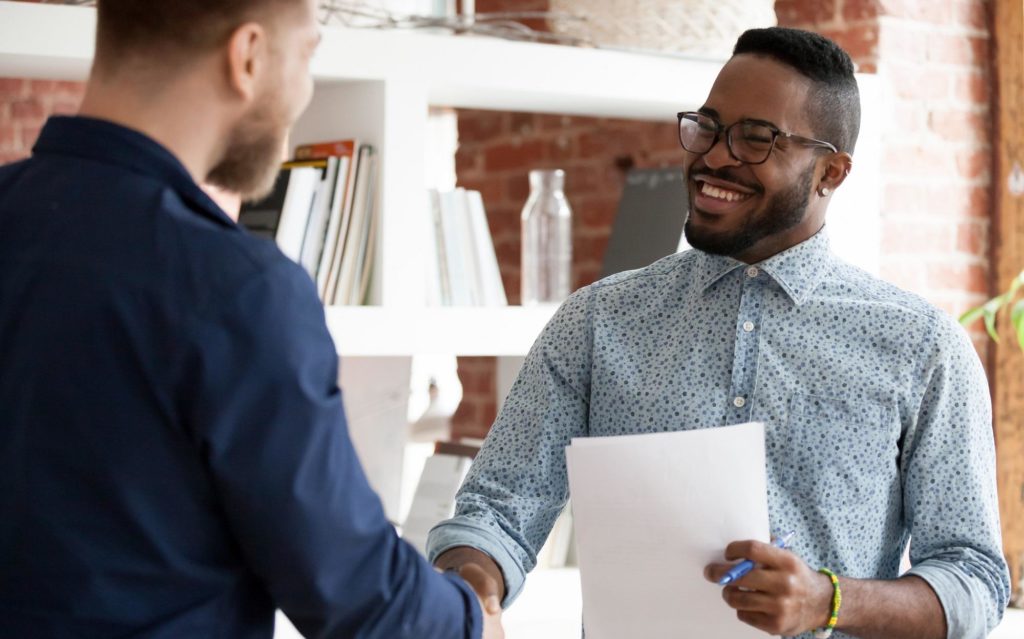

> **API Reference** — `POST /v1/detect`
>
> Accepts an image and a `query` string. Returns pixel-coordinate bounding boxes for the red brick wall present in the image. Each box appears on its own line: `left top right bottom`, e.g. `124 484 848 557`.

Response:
0 78 84 164
451 0 996 440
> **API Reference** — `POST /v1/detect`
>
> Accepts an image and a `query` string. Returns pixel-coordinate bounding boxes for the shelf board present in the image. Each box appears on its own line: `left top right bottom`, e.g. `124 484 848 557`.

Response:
324 305 557 356
0 0 723 119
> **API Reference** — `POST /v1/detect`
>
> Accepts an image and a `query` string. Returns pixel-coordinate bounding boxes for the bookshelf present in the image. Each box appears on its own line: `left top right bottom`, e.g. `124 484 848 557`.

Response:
0 0 881 360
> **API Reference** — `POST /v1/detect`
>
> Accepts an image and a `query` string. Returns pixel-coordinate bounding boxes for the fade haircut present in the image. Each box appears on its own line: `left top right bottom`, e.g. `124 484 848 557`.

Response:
95 0 300 66
733 27 861 154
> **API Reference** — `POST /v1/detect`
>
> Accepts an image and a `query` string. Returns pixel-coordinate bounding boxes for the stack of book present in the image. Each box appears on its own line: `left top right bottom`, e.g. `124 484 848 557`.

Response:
239 139 378 306
426 188 507 307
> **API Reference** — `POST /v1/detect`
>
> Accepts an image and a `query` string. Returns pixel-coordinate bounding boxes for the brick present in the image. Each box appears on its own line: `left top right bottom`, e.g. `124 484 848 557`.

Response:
458 109 506 141
455 147 482 175
0 78 26 99
880 219 953 254
11 97 44 120
483 139 546 172
928 109 990 143
926 34 989 66
821 23 879 70
927 262 988 294
506 174 530 203
877 24 928 64
950 0 990 31
0 124 15 151
18 125 43 150
776 0 837 26
886 64 949 101
878 0 951 23
955 148 990 180
574 232 610 264
843 0 881 22
485 206 520 237
951 70 991 105
957 220 988 256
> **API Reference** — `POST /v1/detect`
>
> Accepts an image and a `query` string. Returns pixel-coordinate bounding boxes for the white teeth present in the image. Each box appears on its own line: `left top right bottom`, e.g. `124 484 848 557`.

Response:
701 182 748 203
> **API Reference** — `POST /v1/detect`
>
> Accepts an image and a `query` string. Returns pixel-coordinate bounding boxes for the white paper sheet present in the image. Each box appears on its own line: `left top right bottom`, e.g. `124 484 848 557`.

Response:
565 422 770 639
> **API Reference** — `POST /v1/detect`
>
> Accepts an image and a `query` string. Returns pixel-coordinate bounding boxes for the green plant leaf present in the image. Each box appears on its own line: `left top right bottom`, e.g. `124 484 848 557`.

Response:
960 305 986 326
983 304 1000 343
1013 299 1024 351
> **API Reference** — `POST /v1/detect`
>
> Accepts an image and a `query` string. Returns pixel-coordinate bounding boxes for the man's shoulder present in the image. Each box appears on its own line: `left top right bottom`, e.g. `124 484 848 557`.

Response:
828 260 966 340
586 250 698 296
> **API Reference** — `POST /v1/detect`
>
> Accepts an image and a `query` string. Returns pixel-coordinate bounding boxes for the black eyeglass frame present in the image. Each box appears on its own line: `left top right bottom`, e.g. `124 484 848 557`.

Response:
676 111 839 165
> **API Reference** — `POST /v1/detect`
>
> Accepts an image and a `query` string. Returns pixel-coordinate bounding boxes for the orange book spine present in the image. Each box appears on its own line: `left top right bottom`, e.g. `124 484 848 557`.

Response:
294 139 357 160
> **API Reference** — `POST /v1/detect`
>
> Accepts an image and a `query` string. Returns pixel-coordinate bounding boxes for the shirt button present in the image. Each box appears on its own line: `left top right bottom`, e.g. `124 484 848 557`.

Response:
746 266 759 278
743 321 755 332
733 396 746 408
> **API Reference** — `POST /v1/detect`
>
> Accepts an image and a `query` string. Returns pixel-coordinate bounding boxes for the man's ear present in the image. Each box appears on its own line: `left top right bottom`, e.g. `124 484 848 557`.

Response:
225 23 267 102
818 152 853 196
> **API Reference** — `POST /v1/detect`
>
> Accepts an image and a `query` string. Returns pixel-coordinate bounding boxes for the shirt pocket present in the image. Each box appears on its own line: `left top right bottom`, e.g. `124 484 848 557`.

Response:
777 393 897 508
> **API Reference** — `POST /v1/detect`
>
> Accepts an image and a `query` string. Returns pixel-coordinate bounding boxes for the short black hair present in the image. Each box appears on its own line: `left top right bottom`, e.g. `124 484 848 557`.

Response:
733 27 861 154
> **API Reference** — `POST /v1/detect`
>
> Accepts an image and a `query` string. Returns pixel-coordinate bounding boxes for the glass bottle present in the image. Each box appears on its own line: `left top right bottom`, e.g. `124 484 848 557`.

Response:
521 169 573 305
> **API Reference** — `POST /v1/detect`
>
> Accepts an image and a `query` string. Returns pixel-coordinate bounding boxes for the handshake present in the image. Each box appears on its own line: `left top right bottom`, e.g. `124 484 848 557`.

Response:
436 547 507 639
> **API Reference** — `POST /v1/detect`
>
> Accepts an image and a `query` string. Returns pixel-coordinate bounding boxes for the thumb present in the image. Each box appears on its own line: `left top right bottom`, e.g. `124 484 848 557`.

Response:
457 563 502 615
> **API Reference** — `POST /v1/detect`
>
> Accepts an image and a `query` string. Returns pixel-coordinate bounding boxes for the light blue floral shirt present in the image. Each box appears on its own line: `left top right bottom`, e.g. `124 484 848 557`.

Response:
427 231 1009 639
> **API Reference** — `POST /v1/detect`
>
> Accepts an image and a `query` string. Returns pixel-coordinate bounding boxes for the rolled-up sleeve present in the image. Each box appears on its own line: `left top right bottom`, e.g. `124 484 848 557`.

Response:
427 287 594 605
902 317 1010 639
186 259 481 639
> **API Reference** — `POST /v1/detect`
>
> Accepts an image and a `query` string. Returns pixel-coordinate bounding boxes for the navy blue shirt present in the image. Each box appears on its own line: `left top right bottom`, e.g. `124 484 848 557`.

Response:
0 116 482 639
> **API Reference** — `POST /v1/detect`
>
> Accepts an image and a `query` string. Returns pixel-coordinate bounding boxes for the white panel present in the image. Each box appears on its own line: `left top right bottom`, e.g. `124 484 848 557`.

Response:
325 306 556 356
823 74 882 275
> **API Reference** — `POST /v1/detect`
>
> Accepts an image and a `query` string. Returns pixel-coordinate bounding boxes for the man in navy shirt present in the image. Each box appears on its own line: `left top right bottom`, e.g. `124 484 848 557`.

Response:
0 0 502 637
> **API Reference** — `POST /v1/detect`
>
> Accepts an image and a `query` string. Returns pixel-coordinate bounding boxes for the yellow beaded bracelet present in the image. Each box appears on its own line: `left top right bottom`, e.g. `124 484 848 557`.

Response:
814 567 842 639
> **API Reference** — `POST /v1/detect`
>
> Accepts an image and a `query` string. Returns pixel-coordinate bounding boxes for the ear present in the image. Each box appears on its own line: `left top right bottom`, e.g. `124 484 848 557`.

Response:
817 152 853 197
225 23 267 103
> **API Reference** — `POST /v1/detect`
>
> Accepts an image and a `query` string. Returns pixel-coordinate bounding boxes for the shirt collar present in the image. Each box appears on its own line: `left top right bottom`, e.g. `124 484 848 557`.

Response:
694 230 834 305
32 115 236 229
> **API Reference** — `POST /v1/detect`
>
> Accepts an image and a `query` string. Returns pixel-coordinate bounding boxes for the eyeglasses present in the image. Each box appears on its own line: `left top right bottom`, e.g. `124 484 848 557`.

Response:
676 111 838 165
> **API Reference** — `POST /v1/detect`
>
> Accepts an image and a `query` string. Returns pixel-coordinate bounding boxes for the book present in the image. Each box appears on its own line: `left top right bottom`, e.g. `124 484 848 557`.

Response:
464 190 507 306
332 145 378 305
274 165 321 263
238 166 320 262
294 139 359 161
298 156 341 279
427 189 452 306
438 189 474 306
601 166 689 278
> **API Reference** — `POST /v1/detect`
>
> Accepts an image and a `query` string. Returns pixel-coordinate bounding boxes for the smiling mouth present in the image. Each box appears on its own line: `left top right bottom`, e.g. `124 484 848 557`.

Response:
699 181 754 203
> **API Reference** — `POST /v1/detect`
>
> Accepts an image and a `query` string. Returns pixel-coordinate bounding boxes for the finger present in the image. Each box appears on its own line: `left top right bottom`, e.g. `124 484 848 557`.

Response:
721 585 777 613
458 564 502 614
704 561 736 583
736 610 780 635
729 566 791 594
724 539 797 570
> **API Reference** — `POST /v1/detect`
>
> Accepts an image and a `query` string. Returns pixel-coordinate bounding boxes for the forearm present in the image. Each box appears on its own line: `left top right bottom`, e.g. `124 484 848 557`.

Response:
434 546 507 603
837 575 945 639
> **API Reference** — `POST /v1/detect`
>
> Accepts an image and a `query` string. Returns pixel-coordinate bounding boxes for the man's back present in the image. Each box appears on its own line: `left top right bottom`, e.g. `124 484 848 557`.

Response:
0 116 482 639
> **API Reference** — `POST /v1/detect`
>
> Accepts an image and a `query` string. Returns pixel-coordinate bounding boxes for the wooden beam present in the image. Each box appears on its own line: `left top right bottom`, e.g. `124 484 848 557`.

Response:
992 0 1024 605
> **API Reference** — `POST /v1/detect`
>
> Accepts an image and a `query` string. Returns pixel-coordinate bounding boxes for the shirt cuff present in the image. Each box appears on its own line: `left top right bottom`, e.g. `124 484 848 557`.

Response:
905 559 997 639
427 520 528 606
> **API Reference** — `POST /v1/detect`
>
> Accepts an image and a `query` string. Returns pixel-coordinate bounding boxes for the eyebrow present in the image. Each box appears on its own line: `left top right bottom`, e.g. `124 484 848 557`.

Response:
698 106 720 119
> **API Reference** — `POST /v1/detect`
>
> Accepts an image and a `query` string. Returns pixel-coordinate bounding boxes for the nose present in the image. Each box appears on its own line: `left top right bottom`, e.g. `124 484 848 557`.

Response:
702 133 741 170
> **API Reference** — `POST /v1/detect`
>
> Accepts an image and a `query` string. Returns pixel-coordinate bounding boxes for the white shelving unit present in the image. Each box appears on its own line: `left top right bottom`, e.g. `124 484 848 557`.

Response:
0 1 882 358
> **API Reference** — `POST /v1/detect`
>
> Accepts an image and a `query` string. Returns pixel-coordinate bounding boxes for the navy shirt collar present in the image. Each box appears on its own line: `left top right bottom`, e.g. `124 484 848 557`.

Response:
32 115 237 229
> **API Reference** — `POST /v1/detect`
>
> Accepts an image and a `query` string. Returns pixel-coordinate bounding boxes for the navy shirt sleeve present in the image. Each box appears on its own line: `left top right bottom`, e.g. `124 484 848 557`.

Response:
182 258 481 639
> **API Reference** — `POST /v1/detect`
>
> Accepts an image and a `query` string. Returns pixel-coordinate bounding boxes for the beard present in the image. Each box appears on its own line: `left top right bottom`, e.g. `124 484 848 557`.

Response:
683 161 815 257
206 90 288 202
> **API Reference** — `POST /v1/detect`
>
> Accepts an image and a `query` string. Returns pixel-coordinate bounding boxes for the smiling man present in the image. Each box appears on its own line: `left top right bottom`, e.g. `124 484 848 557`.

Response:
428 27 1010 639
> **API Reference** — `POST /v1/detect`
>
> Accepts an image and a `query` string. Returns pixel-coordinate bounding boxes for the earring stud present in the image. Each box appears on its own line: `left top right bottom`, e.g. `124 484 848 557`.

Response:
819 187 831 197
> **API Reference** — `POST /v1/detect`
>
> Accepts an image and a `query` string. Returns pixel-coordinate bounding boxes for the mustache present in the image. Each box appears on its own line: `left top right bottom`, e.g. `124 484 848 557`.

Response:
688 167 763 194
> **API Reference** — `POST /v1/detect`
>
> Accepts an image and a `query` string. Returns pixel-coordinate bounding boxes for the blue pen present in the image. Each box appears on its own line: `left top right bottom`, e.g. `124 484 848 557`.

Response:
717 531 797 586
